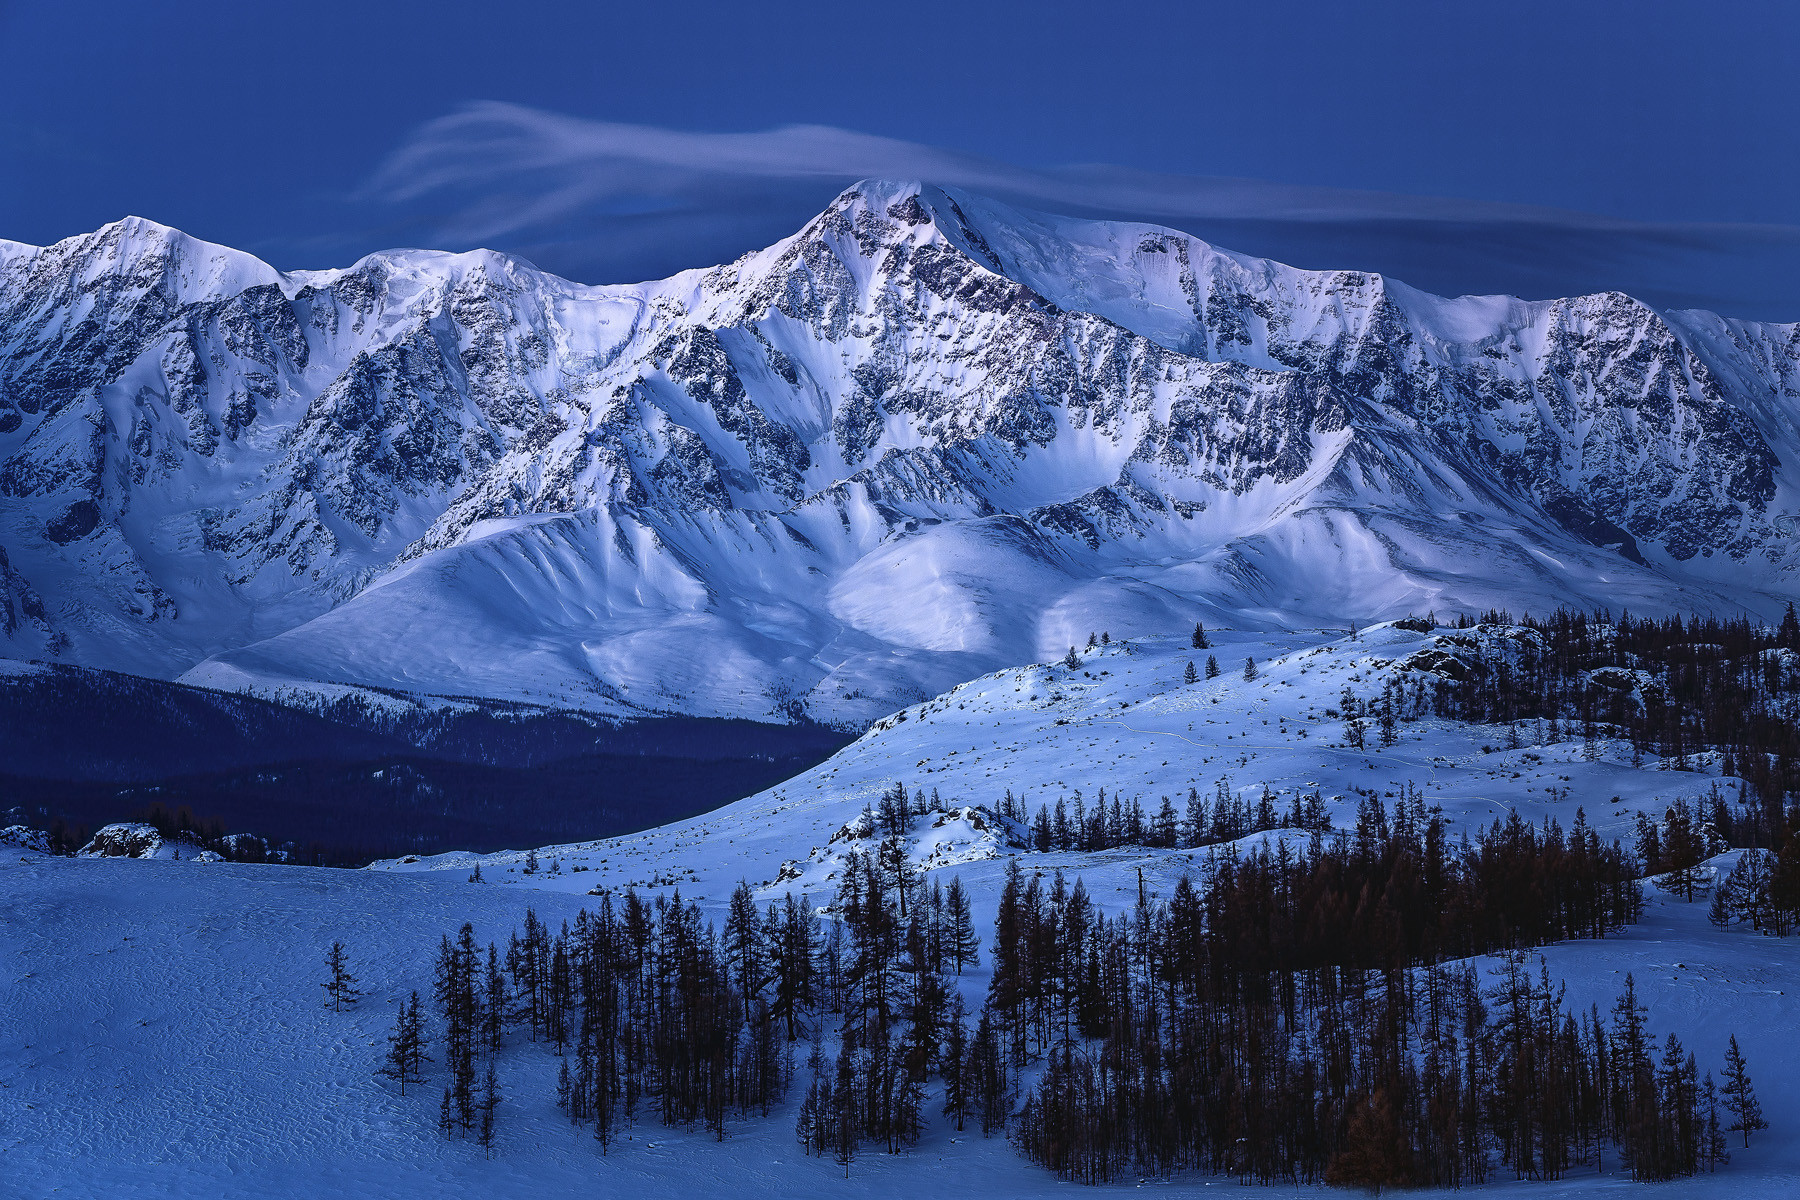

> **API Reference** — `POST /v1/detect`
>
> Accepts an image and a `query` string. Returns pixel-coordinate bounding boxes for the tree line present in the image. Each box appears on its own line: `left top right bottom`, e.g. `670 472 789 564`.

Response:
334 788 1762 1186
996 777 1330 855
997 800 1739 1187
1412 607 1800 849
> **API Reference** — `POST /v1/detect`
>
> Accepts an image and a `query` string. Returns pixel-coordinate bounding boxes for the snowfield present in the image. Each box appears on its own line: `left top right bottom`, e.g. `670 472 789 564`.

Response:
7 856 1799 1198
7 623 1799 1196
374 623 1746 909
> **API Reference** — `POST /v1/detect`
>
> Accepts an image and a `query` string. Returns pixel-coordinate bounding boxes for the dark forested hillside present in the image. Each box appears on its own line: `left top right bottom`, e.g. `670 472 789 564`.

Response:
1396 608 1800 847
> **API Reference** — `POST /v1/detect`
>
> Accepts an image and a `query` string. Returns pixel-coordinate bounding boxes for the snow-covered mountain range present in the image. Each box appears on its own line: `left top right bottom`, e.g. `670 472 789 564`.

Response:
3 181 1796 724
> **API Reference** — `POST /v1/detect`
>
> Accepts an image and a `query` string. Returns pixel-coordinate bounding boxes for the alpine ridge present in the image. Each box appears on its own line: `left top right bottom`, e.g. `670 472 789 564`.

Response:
1 182 1796 724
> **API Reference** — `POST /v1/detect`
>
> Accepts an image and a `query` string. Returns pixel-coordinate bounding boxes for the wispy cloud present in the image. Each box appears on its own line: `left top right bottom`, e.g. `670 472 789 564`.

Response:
359 102 1800 319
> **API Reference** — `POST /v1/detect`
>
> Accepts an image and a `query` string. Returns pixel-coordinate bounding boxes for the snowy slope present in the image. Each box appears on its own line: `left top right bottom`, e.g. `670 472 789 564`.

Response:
2 185 1797 723
7 627 1800 1197
374 623 1744 909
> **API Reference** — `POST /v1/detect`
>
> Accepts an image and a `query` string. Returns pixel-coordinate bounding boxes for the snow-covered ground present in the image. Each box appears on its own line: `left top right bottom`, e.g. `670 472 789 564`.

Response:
375 623 1738 912
6 857 1797 1196
5 623 1795 1196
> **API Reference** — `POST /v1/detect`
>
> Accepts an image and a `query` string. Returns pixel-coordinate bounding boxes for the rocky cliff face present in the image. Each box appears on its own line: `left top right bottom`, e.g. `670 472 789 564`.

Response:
1 183 1794 723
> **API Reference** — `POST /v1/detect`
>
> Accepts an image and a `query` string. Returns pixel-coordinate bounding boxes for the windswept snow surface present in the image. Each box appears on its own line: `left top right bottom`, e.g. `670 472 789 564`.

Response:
8 624 1800 1196
7 855 1799 1199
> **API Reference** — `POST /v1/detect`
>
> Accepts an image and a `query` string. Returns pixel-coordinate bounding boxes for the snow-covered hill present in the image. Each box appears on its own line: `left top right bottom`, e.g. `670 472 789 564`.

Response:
7 625 1800 1197
3 184 1797 722
371 622 1741 917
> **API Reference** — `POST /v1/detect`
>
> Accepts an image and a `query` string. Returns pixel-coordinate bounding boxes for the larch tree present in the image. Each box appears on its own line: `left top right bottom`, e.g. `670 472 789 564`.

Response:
1722 1034 1766 1147
379 990 429 1094
322 941 360 1012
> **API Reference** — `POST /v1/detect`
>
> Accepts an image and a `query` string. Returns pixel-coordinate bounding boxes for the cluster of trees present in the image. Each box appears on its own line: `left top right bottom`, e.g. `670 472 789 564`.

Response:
995 799 1746 1186
1710 842 1800 937
1421 608 1800 848
23 815 91 856
999 779 1331 855
366 856 984 1159
1183 658 1210 683
1422 607 1800 941
792 851 990 1170
1632 792 1731 901
424 922 510 1152
85 800 284 863
1014 953 1754 1186
338 789 1766 1188
1339 681 1421 751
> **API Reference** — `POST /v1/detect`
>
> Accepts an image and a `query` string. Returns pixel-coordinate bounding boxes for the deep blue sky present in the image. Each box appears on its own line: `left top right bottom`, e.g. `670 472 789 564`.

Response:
2 0 1795 317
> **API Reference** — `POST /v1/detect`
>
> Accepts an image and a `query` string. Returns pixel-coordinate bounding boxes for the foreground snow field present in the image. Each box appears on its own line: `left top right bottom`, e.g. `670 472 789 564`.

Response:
6 855 1798 1197
7 624 1798 1196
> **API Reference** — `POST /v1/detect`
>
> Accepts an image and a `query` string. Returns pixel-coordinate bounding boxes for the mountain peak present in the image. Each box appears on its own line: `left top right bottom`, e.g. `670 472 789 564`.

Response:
45 215 284 298
831 178 929 209
2 185 1795 725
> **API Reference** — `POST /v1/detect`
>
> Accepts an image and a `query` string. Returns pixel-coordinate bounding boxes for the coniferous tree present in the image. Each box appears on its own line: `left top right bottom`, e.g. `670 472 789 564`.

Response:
1182 787 1207 847
945 876 980 972
484 944 506 1054
1703 1072 1730 1170
1204 655 1219 679
1722 1034 1766 1147
833 1049 859 1176
1191 621 1209 649
379 990 429 1095
801 1062 825 1152
453 1047 477 1134
725 880 769 1023
1153 794 1179 847
1184 660 1198 685
322 941 360 1012
968 1007 1008 1135
1709 881 1735 927
1242 656 1258 681
942 993 970 1130
1326 1091 1413 1189
478 1060 500 1155
1657 797 1706 901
